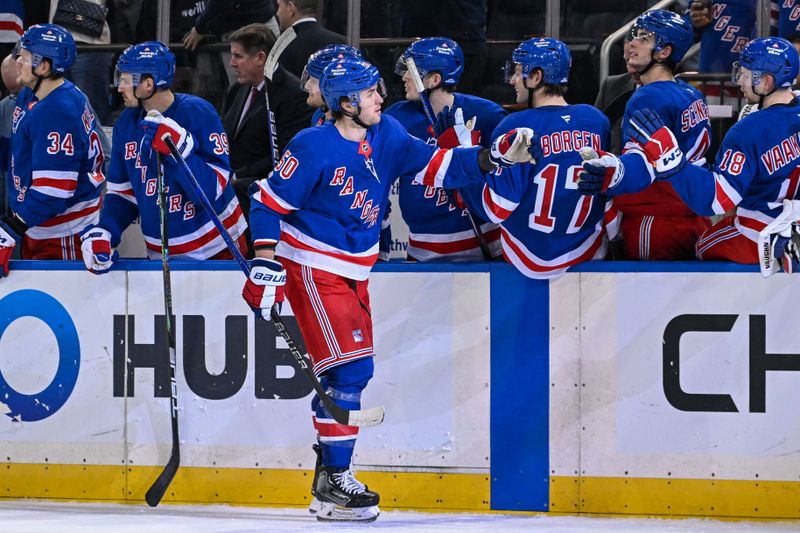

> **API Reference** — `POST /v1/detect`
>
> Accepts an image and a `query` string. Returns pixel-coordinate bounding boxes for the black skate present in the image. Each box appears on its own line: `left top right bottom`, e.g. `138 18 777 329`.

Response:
308 444 322 514
314 466 380 522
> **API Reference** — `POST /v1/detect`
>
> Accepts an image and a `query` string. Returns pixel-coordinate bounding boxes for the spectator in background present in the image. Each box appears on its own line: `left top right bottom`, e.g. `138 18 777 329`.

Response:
182 0 278 51
274 0 346 79
689 0 756 73
0 0 23 71
402 0 488 95
108 0 157 44
221 23 312 255
182 0 278 93
771 0 800 38
48 0 113 125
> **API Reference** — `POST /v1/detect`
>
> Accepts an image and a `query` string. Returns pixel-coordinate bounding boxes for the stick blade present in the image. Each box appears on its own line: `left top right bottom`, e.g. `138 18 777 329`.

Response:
347 406 385 427
144 454 179 507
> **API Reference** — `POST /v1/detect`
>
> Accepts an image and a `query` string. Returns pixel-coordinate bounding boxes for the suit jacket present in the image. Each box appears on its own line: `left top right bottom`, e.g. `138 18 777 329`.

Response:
595 72 637 154
278 19 347 79
221 65 313 180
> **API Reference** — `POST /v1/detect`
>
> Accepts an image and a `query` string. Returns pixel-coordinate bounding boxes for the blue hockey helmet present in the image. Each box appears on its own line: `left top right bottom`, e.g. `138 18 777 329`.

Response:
506 37 571 84
304 44 365 80
301 44 365 89
395 37 464 87
631 9 693 63
114 41 176 89
320 58 385 112
18 24 76 75
734 37 800 89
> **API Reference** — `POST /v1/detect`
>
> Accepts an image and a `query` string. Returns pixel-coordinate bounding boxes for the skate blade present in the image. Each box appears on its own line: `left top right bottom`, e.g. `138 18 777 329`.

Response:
316 502 380 523
308 497 321 515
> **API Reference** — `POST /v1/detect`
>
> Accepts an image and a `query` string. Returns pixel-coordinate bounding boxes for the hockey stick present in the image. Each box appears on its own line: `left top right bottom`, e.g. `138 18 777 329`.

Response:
159 135 385 428
405 57 493 260
264 26 296 81
263 86 279 168
757 198 800 277
145 152 181 507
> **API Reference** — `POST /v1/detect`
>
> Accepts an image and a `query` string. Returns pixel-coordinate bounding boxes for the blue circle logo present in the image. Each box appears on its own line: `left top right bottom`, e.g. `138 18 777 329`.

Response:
0 289 80 421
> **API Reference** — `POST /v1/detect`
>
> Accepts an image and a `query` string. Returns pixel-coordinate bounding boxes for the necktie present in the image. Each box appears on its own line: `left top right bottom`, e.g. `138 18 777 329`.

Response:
238 86 259 130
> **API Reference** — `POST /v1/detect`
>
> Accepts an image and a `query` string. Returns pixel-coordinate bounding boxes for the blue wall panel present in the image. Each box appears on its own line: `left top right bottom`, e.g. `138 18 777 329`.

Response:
489 264 550 511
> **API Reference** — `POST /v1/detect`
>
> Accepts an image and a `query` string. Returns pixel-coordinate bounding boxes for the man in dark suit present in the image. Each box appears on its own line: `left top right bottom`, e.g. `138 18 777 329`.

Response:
595 38 639 154
275 0 346 78
221 23 312 255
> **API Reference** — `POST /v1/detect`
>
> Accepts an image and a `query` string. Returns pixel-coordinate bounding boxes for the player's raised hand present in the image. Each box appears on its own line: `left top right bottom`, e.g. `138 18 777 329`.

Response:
434 106 479 148
0 220 20 278
242 258 287 320
489 128 542 168
577 147 625 196
80 226 118 275
628 108 686 179
140 112 195 161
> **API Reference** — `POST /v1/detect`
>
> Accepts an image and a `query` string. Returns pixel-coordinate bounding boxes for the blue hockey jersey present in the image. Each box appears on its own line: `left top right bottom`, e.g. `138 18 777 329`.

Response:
9 81 104 240
101 93 245 259
657 98 800 247
250 115 438 280
384 93 507 260
419 104 611 279
695 0 756 73
771 0 800 38
0 0 23 42
616 79 712 217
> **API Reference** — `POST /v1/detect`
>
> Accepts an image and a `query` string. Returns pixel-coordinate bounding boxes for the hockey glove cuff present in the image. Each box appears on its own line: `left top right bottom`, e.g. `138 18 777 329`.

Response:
0 217 23 278
80 226 118 275
577 147 625 196
628 108 686 179
141 115 195 161
435 106 480 148
489 128 542 168
242 258 287 320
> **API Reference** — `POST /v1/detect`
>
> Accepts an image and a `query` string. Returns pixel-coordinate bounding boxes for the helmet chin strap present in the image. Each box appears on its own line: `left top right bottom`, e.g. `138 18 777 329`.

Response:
752 75 777 109
342 103 370 129
523 73 543 109
135 83 157 109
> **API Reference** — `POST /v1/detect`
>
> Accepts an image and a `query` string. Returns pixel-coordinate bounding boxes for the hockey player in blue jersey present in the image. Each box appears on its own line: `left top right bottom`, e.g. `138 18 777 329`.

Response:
0 23 105 277
301 44 364 127
771 0 800 38
612 9 713 261
414 37 611 278
240 57 536 521
689 0 756 73
80 41 247 272
386 37 507 261
579 37 800 267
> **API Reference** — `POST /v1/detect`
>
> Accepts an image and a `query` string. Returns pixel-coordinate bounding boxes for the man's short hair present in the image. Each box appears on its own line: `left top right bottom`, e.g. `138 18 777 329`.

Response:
289 0 319 16
228 23 276 56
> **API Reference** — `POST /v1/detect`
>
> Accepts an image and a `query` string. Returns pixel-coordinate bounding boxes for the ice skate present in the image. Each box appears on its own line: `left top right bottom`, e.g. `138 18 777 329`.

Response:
314 466 380 522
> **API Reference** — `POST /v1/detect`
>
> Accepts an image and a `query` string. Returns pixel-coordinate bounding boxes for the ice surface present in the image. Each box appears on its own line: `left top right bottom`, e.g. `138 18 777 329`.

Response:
0 501 797 533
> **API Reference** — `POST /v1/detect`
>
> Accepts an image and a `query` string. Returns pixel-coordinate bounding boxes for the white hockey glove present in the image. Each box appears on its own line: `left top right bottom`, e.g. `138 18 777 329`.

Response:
434 106 479 148
577 147 626 196
242 258 287 320
80 226 118 275
0 219 21 278
489 128 542 168
141 112 195 160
